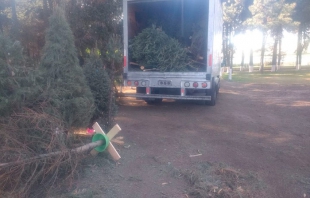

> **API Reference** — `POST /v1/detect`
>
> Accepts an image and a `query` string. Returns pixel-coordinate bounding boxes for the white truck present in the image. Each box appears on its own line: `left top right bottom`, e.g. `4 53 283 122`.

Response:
122 0 223 105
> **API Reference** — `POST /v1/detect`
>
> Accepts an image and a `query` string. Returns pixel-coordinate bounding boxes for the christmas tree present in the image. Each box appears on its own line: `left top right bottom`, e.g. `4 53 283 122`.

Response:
83 54 117 130
39 7 94 128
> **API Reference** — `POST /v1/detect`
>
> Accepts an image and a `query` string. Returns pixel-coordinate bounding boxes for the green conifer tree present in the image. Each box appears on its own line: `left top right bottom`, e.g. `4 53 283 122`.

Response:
0 33 37 116
39 7 94 128
130 26 191 72
83 54 117 130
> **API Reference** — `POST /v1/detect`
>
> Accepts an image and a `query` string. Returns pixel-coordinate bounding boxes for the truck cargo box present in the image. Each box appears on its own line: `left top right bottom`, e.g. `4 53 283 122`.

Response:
122 0 223 105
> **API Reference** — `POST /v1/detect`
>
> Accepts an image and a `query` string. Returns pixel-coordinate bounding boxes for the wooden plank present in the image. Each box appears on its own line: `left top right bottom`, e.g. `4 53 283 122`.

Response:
107 144 121 161
93 122 106 135
107 124 121 140
111 139 124 146
115 136 124 140
92 122 121 161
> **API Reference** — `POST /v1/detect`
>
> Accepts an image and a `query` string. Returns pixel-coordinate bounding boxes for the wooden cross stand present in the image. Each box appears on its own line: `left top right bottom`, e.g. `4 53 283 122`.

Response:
91 122 122 161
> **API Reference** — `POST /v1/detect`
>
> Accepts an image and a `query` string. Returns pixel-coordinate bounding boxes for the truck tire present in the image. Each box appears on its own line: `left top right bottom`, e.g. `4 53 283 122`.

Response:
206 85 217 106
145 98 163 105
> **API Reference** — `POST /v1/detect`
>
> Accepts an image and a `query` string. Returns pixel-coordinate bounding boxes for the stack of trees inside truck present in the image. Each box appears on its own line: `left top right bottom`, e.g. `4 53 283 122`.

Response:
123 0 223 106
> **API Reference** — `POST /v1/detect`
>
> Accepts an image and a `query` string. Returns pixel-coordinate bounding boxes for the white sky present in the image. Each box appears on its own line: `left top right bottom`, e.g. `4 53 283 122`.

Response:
232 30 304 65
233 30 298 54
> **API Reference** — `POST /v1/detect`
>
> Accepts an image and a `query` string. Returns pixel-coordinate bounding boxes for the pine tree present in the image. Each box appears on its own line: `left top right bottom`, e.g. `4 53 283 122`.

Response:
83 53 116 130
0 0 11 33
39 7 94 128
246 0 270 73
267 0 295 71
293 0 310 70
223 0 250 77
247 0 295 72
0 33 39 116
0 33 24 115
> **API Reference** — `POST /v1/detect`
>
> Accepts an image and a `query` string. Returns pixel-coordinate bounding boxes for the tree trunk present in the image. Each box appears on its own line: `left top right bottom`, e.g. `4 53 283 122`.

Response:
249 48 253 72
43 0 48 11
230 42 234 71
277 31 282 71
108 61 115 128
260 32 267 73
296 24 302 70
11 0 19 39
240 50 244 71
43 0 49 23
48 0 54 10
0 140 104 168
271 34 278 72
228 24 233 80
224 23 231 73
222 23 227 71
0 16 3 33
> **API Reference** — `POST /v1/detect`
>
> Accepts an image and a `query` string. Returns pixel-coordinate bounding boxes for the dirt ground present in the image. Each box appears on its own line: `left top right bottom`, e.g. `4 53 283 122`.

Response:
62 80 310 198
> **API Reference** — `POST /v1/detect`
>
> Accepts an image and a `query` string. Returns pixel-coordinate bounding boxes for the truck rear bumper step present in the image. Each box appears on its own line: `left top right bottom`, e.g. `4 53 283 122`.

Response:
121 93 211 101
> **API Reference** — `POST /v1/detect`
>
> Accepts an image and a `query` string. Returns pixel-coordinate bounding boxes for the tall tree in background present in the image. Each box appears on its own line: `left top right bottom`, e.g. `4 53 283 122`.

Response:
10 0 19 39
241 50 245 70
0 34 27 116
267 0 295 71
292 0 310 70
223 0 250 79
39 6 94 128
66 0 122 63
249 48 254 71
0 0 11 33
1 0 53 62
247 0 272 73
18 0 52 62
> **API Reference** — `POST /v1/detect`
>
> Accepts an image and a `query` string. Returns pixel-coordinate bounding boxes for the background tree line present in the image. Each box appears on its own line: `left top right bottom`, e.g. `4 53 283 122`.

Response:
223 0 310 73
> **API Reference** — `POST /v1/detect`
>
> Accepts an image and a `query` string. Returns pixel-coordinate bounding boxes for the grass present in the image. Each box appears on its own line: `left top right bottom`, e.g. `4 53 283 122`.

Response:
222 70 310 85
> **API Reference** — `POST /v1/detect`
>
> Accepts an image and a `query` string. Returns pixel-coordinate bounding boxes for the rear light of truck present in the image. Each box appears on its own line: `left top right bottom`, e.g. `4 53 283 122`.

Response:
134 81 139 86
181 88 185 96
193 82 198 88
184 82 190 87
202 82 207 88
127 81 131 86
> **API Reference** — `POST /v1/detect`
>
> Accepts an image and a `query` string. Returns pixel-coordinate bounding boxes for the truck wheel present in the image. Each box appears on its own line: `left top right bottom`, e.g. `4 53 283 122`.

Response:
207 86 217 106
145 98 163 105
